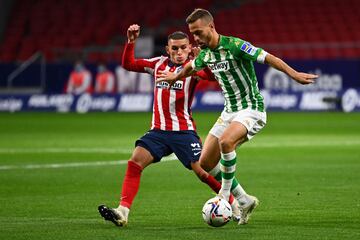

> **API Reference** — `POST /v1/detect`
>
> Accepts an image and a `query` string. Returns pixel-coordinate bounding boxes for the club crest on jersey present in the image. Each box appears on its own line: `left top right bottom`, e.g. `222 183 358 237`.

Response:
156 80 184 90
208 60 229 72
240 42 258 56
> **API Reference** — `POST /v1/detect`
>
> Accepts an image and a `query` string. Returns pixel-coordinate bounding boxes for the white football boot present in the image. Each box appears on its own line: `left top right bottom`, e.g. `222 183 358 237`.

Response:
238 195 259 225
217 192 241 222
98 205 129 227
230 199 241 222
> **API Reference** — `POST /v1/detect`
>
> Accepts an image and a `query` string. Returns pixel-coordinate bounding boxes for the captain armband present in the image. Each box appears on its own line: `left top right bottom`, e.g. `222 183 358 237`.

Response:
256 50 268 64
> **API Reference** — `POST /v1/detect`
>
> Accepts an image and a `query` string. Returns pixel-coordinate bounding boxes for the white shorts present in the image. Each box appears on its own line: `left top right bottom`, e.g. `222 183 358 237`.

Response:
209 108 267 140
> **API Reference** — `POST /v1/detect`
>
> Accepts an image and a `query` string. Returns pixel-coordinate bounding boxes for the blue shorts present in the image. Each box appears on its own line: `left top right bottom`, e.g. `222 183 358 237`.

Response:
135 130 202 169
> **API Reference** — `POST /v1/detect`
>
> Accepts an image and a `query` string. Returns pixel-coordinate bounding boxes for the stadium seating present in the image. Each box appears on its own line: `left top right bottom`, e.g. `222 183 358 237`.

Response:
0 0 359 62
214 0 360 60
0 0 214 63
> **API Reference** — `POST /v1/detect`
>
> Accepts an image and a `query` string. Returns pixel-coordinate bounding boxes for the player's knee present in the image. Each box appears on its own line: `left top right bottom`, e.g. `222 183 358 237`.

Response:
218 137 234 152
129 156 146 168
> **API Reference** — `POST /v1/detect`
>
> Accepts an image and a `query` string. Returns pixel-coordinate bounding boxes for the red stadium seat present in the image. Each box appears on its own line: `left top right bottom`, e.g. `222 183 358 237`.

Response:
1 0 359 62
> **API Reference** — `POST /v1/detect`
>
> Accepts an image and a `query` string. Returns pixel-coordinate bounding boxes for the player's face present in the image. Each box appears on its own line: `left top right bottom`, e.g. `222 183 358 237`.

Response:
188 19 213 49
166 38 191 64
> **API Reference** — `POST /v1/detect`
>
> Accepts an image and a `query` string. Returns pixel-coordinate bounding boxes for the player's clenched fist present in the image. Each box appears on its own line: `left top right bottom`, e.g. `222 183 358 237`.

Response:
127 24 140 43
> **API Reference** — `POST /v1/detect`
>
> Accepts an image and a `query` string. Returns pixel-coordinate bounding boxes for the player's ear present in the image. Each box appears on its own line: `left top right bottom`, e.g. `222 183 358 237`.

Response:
165 45 170 55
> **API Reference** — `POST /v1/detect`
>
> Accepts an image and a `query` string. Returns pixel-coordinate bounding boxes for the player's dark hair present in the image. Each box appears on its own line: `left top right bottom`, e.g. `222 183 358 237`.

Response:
168 31 189 41
186 8 213 24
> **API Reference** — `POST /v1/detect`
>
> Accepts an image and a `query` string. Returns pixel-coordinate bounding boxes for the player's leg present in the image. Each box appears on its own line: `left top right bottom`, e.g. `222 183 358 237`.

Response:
218 122 248 201
219 109 266 224
119 146 154 208
190 161 240 220
99 146 154 227
218 122 260 225
167 130 221 192
168 131 241 220
99 130 171 227
199 133 221 172
199 133 249 213
201 116 250 200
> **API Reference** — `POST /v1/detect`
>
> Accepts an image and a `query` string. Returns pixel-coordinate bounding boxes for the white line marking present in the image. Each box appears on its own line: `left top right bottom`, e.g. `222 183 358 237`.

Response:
0 139 358 171
0 155 178 171
0 139 358 154
0 147 133 154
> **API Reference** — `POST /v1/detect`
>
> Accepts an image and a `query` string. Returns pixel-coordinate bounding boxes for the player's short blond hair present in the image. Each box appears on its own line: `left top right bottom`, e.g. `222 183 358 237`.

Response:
186 8 213 24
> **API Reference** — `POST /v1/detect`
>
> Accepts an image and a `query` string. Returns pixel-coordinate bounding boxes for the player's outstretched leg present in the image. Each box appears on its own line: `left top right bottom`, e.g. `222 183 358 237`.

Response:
98 205 130 226
98 146 153 227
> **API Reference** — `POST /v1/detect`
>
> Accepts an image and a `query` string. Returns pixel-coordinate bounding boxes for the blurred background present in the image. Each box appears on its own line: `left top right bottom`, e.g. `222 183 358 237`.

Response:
0 0 359 113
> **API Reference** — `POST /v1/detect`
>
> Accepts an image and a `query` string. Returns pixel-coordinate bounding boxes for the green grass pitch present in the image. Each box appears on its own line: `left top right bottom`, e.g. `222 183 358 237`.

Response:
0 112 359 240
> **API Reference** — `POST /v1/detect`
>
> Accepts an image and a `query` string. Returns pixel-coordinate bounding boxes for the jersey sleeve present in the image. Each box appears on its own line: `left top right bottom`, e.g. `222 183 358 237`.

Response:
233 38 268 64
122 42 160 74
191 50 207 71
193 66 216 81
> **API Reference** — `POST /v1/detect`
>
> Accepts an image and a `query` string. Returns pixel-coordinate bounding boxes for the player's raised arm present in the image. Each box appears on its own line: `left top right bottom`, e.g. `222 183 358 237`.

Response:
264 53 318 85
122 24 159 73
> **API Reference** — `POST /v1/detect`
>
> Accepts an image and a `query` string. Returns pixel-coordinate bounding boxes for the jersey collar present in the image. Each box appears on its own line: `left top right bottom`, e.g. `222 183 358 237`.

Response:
167 59 187 67
213 35 227 51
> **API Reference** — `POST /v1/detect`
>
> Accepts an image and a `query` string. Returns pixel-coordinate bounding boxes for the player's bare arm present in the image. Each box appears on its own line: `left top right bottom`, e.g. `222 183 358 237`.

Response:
190 46 201 59
264 53 318 84
156 61 196 84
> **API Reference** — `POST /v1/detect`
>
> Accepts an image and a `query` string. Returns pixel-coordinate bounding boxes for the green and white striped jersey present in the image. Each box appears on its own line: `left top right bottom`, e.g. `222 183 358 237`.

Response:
192 35 267 112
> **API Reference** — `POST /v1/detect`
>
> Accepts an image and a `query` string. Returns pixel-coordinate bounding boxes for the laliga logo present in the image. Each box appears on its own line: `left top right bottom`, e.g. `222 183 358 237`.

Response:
76 94 116 113
76 94 92 113
342 88 360 113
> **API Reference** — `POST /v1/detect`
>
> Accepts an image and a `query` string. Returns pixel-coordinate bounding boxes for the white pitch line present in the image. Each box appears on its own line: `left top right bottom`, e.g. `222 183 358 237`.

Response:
0 140 359 155
0 147 133 154
0 156 178 171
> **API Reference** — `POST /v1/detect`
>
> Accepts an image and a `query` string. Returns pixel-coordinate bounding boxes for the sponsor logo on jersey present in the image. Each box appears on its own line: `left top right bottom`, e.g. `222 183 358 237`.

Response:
191 142 202 152
240 42 258 56
156 80 184 90
191 143 201 148
208 60 229 72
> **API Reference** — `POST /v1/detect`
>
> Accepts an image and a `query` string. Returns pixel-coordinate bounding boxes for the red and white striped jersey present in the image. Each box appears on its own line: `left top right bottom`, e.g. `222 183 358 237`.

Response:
122 42 215 131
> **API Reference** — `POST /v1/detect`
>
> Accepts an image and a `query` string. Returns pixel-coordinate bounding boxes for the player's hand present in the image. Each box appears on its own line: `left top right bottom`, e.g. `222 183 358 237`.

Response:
190 46 201 59
127 24 140 43
156 70 178 87
292 72 318 85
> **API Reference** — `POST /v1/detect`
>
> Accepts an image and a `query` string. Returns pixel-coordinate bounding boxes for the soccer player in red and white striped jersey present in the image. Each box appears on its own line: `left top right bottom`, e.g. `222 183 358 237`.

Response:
98 24 240 227
122 34 210 131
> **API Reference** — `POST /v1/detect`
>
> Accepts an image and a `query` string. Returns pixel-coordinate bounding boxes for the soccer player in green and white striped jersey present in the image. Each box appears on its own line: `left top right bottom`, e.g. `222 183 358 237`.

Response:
157 8 318 225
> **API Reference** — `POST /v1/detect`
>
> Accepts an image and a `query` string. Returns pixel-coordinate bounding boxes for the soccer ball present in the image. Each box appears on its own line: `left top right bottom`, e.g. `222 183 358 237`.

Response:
202 196 232 227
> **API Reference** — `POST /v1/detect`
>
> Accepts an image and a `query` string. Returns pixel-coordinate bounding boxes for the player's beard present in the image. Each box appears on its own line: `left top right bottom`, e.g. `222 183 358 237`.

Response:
199 43 207 49
198 32 212 49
